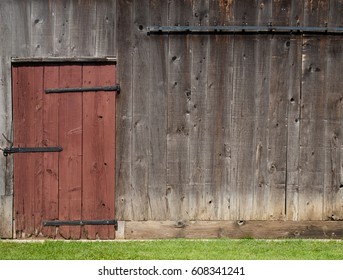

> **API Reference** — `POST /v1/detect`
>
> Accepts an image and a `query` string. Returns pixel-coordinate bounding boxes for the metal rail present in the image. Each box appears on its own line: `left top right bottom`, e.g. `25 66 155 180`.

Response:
45 85 120 94
43 219 118 227
3 146 63 157
147 25 343 35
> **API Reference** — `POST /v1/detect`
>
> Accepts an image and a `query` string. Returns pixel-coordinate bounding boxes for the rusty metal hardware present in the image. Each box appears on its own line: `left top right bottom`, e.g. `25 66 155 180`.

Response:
3 146 63 157
43 219 118 228
147 25 343 35
45 84 120 94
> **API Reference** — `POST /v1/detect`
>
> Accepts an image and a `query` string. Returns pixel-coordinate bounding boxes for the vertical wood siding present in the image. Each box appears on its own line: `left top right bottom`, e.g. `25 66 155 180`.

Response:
115 0 343 222
2 0 343 238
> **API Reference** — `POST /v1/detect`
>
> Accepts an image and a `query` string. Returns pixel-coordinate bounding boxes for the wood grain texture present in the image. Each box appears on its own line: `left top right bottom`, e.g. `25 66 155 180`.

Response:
41 65 59 238
148 0 169 220
69 0 96 57
131 0 150 221
95 0 116 56
303 0 329 27
30 0 54 57
124 220 343 239
299 36 326 221
115 0 134 221
285 38 302 221
58 65 83 239
82 64 116 239
166 0 193 220
323 37 343 221
5 0 343 239
188 0 210 220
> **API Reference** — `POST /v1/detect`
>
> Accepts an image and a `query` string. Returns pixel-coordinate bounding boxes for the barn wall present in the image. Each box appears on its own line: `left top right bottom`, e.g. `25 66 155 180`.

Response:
115 0 343 227
0 0 116 238
1 0 343 239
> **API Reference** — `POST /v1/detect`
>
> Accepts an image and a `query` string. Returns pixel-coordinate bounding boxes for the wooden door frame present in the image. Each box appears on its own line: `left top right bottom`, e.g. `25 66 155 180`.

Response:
8 57 117 239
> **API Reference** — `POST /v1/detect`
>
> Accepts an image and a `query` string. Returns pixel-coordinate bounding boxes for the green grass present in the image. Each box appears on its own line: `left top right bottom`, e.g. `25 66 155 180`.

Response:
1 239 343 260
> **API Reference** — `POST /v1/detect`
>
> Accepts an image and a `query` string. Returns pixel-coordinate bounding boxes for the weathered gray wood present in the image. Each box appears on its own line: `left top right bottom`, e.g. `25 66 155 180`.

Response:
328 0 343 27
188 0 210 220
147 0 169 220
323 37 343 221
272 0 292 26
30 0 54 57
69 0 96 57
166 0 193 219
232 2 258 220
303 0 329 27
0 1 14 238
0 196 13 238
123 220 343 239
286 38 302 221
251 35 271 221
53 0 72 56
131 0 150 220
10 0 30 57
115 0 134 220
299 36 326 220
95 0 116 56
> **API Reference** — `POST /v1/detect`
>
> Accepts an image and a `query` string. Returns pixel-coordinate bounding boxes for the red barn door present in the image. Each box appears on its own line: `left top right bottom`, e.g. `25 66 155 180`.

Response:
12 63 116 239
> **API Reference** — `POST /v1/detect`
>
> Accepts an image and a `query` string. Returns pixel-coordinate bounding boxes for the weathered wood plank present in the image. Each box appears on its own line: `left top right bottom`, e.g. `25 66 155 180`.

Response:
272 0 292 26
251 38 271 220
32 66 44 236
10 0 30 57
188 0 210 220
30 0 54 57
41 65 59 238
323 37 343 221
0 1 11 198
212 0 234 25
95 0 116 56
13 65 37 237
231 2 258 220
328 0 343 27
290 0 304 27
58 65 82 239
231 35 257 221
201 1 235 220
285 38 302 221
53 0 72 56
124 220 343 239
303 0 329 27
115 0 134 220
233 0 258 25
166 0 193 219
147 0 169 220
299 36 326 220
0 196 12 238
82 64 116 239
130 0 150 221
0 58 13 239
69 0 96 57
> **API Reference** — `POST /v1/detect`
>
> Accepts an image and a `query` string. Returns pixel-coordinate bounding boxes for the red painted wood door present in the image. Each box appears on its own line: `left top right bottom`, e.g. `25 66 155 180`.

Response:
12 63 116 239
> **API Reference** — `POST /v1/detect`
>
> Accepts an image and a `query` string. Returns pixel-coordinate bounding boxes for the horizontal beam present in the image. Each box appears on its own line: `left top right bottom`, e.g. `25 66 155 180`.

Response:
119 220 343 239
147 25 343 35
11 56 117 63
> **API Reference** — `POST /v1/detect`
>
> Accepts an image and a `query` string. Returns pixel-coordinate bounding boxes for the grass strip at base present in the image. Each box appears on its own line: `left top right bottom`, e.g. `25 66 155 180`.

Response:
1 239 343 260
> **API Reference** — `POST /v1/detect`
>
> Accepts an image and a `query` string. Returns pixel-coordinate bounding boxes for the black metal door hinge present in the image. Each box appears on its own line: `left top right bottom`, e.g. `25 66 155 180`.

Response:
3 146 63 157
43 219 118 230
45 84 120 94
